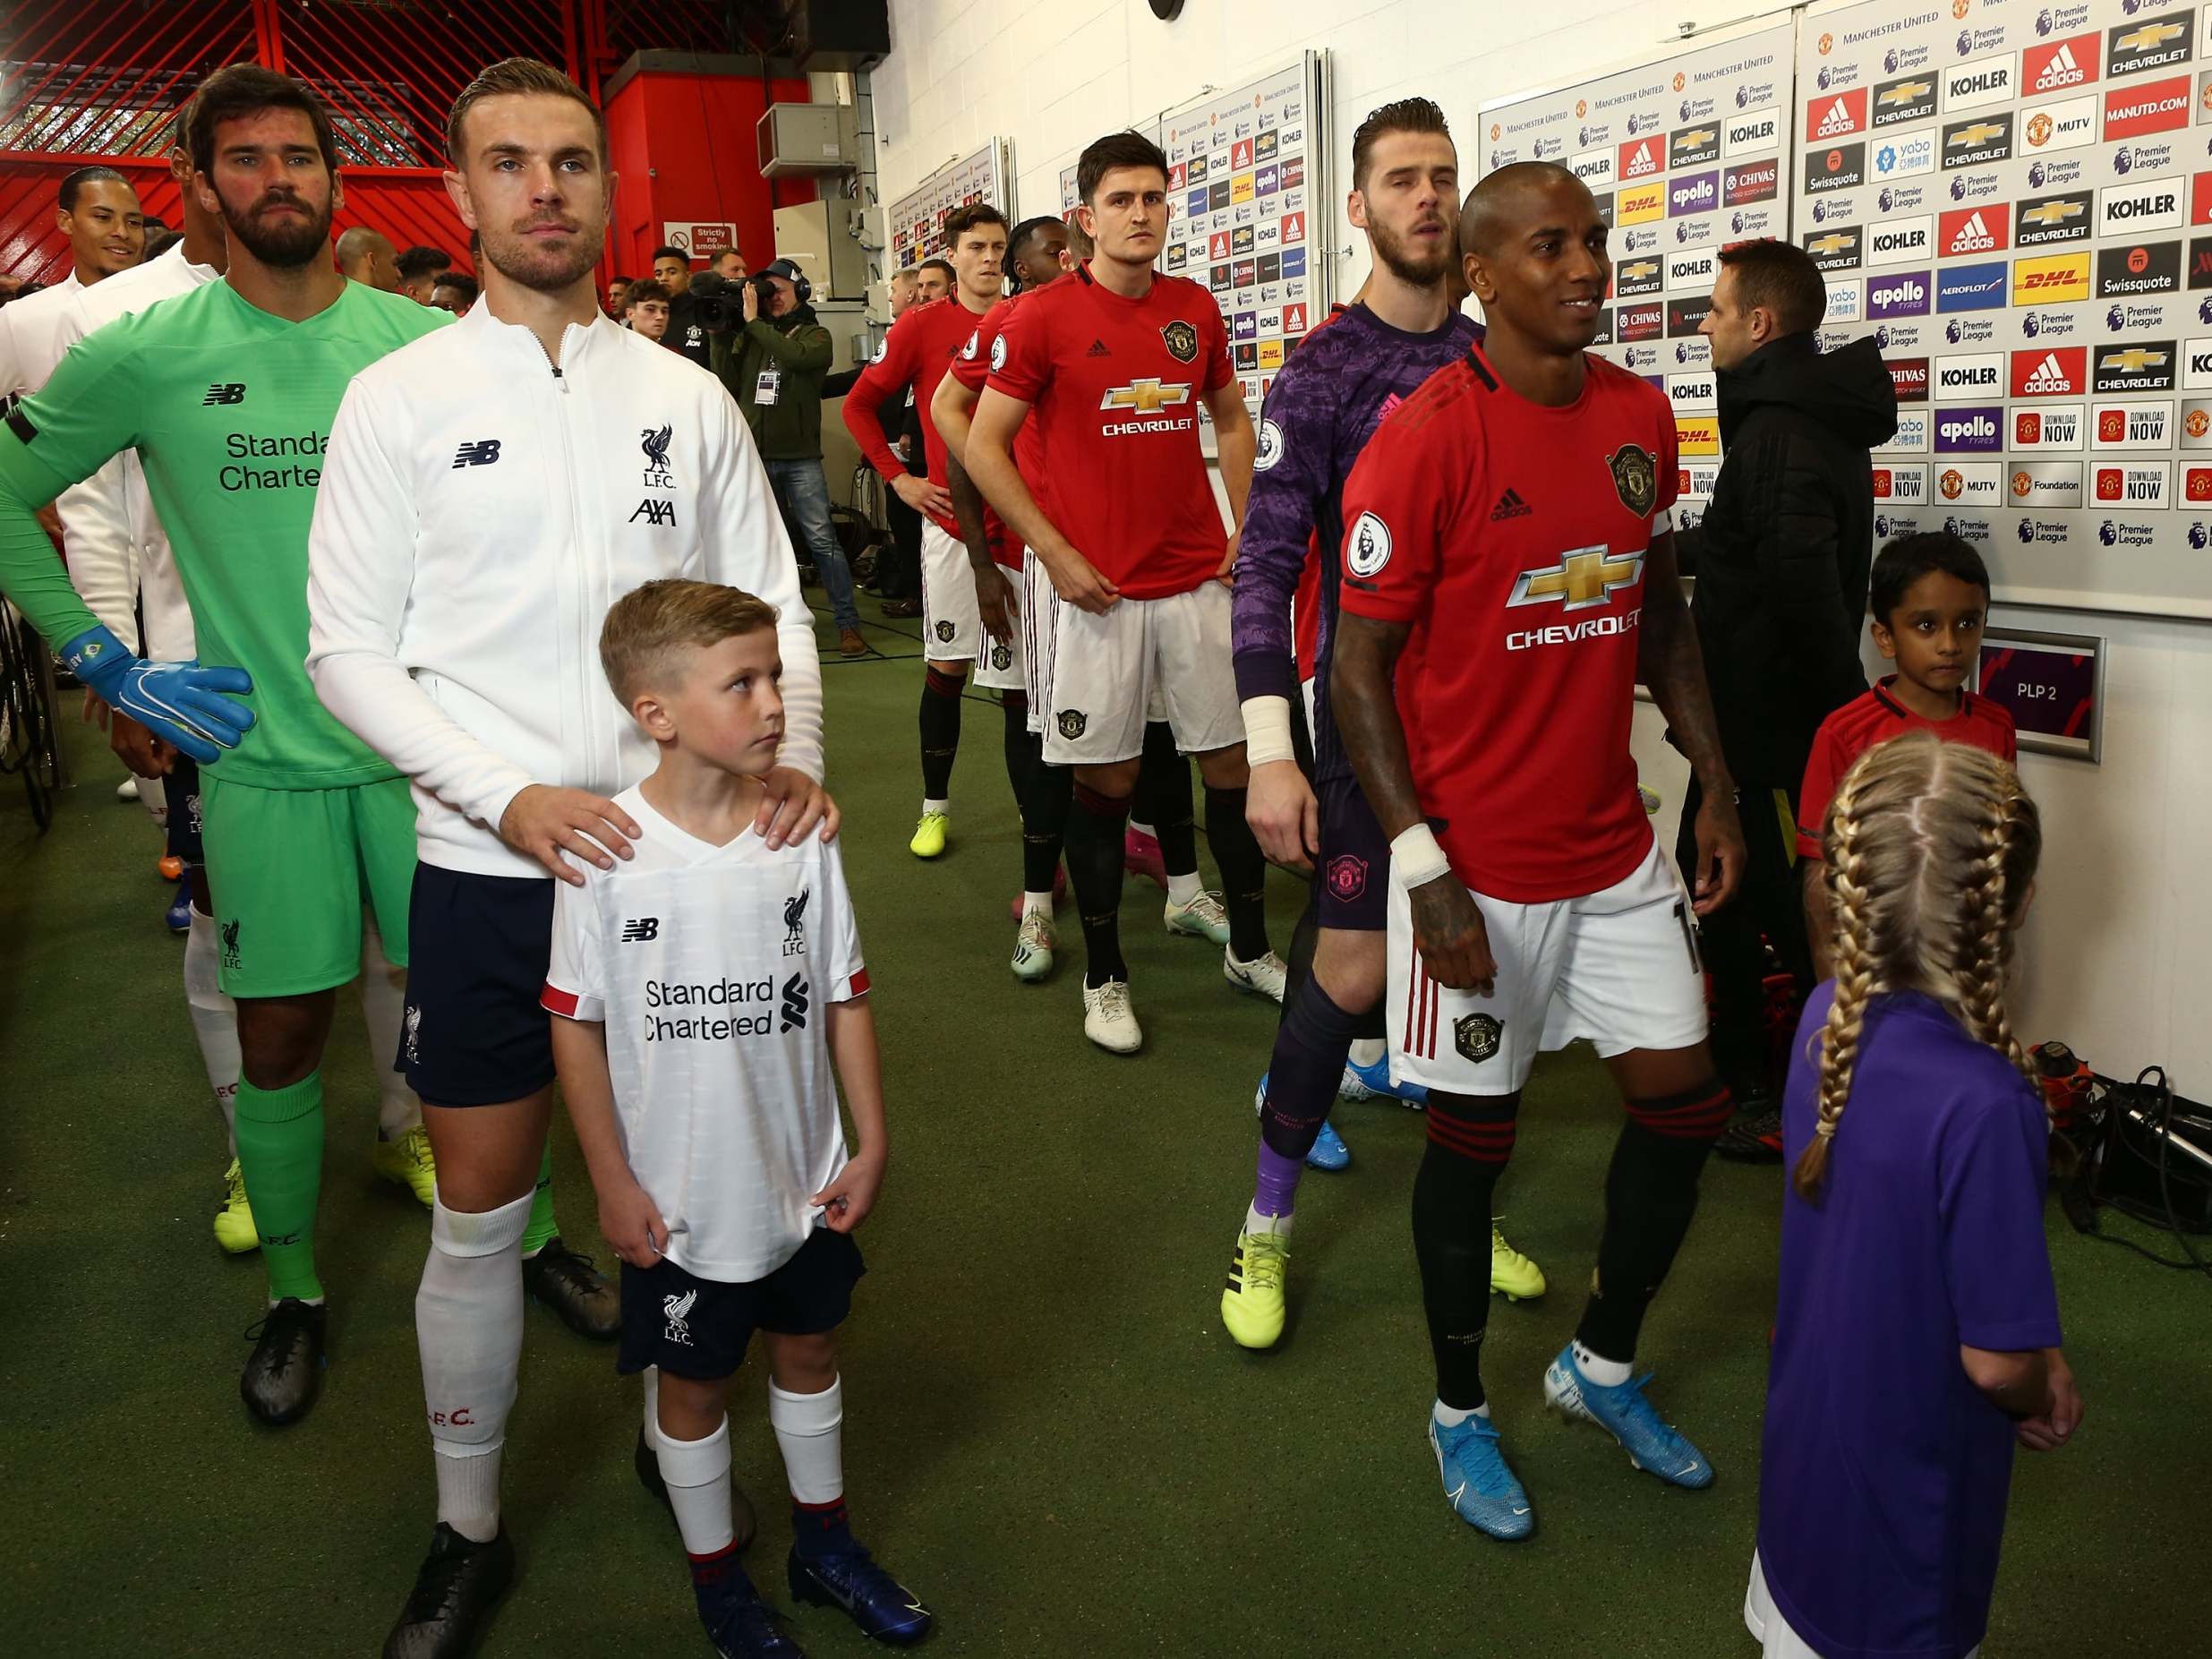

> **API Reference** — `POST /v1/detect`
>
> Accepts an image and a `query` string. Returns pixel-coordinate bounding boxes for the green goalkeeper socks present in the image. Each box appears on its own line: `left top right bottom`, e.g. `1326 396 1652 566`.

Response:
234 1073 326 1302
520 1140 559 1256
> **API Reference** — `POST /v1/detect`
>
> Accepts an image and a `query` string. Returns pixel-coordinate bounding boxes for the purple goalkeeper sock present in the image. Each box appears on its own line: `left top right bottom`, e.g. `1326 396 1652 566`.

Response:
1254 1143 1304 1219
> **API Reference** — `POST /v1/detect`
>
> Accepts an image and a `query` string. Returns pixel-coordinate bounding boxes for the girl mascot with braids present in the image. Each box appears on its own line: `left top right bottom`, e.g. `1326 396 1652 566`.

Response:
1747 731 2083 1659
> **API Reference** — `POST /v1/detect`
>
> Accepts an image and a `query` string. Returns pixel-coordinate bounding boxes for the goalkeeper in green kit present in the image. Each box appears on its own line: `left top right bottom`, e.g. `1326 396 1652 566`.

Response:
0 65 615 1427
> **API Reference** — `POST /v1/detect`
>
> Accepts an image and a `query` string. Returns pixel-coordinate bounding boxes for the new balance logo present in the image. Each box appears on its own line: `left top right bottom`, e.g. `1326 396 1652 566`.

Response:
629 498 677 526
1087 338 1113 357
779 971 809 1032
451 439 502 467
2025 353 2073 391
202 383 244 406
1490 487 1533 521
620 917 660 942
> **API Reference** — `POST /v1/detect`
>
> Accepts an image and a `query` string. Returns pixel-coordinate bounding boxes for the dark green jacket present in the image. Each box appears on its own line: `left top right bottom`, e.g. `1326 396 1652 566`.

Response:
716 313 833 461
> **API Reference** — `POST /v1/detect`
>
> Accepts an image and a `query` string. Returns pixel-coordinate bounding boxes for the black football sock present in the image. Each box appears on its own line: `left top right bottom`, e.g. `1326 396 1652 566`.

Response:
918 667 963 803
1021 740 1071 896
1139 721 1199 877
1576 1080 1732 1362
1411 1090 1522 1410
1066 782 1132 986
1204 784 1271 962
1259 975 1365 1162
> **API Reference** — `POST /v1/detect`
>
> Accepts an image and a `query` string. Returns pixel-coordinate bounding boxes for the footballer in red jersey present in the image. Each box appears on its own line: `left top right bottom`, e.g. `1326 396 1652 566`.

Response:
966 129 1279 1056
841 202 1007 859
1331 162 1746 1538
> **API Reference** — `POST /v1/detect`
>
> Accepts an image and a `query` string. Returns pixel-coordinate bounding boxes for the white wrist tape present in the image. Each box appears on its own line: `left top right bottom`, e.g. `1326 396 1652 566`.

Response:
1240 695 1297 769
1390 823 1452 889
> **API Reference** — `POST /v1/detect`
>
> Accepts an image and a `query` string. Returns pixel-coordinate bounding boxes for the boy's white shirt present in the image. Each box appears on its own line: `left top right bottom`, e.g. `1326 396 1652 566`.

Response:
543 783 866 1283
305 301 824 878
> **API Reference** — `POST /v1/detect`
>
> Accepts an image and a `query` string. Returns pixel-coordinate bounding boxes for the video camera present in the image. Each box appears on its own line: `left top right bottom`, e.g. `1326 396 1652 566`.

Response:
692 261 814 331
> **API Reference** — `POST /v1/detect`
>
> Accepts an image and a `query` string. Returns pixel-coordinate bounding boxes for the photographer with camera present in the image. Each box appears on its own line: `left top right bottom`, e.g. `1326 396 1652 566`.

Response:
710 257 867 655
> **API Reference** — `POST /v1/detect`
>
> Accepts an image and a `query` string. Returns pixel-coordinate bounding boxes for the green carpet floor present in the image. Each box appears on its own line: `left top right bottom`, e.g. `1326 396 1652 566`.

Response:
2 594 2205 1657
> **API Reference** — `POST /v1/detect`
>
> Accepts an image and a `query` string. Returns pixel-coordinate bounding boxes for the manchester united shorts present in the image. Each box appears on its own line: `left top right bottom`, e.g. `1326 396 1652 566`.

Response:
1040 578 1242 765
919 520 983 664
972 561 1026 693
1385 837 1708 1097
1021 551 1056 734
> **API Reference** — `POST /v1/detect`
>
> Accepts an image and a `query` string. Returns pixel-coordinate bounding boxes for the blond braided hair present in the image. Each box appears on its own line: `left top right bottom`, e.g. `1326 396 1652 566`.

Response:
1796 731 2042 1201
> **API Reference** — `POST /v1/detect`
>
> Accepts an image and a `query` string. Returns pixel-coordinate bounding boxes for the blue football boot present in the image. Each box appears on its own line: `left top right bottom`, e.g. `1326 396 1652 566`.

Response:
1428 1410 1535 1541
1345 1049 1427 1108
1542 1345 1715 1490
788 1544 931 1646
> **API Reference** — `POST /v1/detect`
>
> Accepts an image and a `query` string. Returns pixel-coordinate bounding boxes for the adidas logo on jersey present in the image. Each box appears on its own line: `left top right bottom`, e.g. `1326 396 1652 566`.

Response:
202 382 244 406
2023 353 2073 391
1087 338 1113 357
1490 487 1533 521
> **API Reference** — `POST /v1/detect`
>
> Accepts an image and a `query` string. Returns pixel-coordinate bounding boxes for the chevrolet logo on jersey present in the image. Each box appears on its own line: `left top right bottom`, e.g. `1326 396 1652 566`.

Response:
1507 545 1647 611
1098 379 1193 413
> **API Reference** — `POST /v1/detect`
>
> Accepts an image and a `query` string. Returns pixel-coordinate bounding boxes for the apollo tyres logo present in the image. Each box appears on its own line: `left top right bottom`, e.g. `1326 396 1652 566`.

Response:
1097 378 1194 435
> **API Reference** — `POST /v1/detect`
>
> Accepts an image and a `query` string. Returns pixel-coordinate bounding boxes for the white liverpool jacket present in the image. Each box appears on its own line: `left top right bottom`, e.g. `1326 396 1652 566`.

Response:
306 301 824 879
54 243 219 658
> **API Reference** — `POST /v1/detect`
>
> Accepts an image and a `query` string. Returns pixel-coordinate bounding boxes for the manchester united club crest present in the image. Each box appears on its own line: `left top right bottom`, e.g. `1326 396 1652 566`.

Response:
990 643 1013 671
1057 709 1088 740
1160 320 1200 363
1454 1013 1503 1065
1607 444 1658 518
1324 853 1367 902
935 620 956 643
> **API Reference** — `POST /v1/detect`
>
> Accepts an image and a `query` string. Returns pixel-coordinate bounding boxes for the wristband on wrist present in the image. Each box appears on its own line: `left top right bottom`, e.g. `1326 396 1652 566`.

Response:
1390 822 1451 889
1240 695 1296 769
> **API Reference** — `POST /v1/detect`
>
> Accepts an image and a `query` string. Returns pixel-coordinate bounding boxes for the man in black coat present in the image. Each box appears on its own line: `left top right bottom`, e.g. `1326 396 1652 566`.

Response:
1677 238 1898 1154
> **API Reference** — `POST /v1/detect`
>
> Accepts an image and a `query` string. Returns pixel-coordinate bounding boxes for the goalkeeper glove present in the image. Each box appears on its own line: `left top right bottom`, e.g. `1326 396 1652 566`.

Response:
62 623 255 764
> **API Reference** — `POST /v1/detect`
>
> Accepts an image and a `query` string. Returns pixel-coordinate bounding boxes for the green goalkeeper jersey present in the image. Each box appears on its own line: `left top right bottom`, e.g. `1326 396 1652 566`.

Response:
0 277 448 788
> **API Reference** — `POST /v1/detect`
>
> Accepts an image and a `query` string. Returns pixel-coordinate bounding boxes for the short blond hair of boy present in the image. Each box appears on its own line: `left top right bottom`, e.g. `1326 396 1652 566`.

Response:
599 578 779 706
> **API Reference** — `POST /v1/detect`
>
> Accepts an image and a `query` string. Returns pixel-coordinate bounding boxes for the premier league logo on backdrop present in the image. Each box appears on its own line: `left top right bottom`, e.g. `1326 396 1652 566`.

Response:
1736 84 1751 108
2036 9 2053 36
2199 295 2212 324
1875 325 1893 348
2100 520 2119 545
1956 30 1972 56
2024 312 2043 337
2191 521 2209 549
1951 175 1968 201
2114 149 2132 176
2017 519 2036 543
1946 320 1964 343
1818 66 1833 90
1878 188 1894 211
2107 306 2128 332
2028 161 2045 188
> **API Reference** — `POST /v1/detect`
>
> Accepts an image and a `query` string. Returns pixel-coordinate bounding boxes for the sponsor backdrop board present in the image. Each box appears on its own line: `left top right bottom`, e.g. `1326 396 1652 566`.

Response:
1479 23 1798 537
1802 0 2212 617
884 141 1014 275
1154 52 1334 448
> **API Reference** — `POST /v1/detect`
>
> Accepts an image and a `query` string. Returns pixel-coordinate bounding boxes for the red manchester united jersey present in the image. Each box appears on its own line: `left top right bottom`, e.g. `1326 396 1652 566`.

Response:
1796 680 2016 859
948 298 1039 571
842 294 994 537
986 261 1233 600
1337 346 1679 903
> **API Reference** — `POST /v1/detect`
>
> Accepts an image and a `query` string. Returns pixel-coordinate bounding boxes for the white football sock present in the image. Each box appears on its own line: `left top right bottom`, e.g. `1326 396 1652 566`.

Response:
1573 1340 1633 1387
1432 1399 1490 1428
641 1365 662 1450
769 1376 844 1503
922 796 950 817
138 773 168 828
1166 870 1203 907
1129 819 1156 840
359 917 423 1139
184 907 241 1155
1348 1038 1386 1069
1243 1202 1293 1240
418 1191 531 1544
1021 890 1055 919
656 1417 736 1557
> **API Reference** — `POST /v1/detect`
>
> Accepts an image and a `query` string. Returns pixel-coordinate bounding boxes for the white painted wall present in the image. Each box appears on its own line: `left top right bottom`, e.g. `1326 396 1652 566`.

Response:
868 0 2212 1090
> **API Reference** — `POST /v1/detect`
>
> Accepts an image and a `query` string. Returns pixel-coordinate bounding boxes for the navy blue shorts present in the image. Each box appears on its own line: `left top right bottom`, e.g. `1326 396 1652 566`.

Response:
167 753 205 865
617 1228 867 1380
402 863 558 1107
1314 772 1388 932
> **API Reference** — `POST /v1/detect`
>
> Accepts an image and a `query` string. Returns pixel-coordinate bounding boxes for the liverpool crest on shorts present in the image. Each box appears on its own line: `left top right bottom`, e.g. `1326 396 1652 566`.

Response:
1454 1013 1502 1065
1160 320 1200 363
1057 709 1088 740
1607 445 1657 518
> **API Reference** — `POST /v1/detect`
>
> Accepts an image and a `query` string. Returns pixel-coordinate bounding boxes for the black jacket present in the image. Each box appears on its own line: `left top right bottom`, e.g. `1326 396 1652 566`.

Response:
1681 332 1898 788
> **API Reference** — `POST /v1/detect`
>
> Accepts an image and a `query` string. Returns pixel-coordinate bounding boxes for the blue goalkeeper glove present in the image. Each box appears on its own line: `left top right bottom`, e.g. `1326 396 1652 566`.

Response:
62 623 255 764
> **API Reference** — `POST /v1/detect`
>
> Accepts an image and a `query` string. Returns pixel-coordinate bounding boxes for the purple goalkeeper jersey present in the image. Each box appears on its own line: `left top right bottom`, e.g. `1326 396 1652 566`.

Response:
1761 983 2063 1659
1230 302 1479 782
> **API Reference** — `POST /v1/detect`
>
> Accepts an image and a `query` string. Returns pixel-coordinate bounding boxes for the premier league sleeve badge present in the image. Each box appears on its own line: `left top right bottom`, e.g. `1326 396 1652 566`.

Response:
1607 444 1658 518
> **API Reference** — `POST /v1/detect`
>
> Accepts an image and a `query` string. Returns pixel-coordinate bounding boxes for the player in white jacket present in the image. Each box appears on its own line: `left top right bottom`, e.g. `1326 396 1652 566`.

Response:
306 59 834 1659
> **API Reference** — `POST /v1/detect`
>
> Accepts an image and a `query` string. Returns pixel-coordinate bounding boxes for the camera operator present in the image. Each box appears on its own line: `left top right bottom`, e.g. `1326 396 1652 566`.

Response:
711 258 867 655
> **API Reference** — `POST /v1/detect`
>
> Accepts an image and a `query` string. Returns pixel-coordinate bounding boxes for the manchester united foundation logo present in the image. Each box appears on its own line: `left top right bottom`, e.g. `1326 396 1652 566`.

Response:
1160 320 1200 363
1607 444 1658 517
